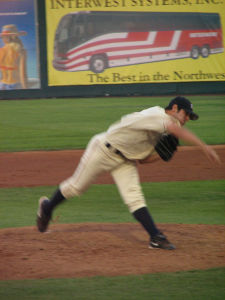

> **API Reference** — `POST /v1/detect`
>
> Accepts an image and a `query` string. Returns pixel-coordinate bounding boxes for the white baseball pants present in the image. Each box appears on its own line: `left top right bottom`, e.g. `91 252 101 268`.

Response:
60 133 146 213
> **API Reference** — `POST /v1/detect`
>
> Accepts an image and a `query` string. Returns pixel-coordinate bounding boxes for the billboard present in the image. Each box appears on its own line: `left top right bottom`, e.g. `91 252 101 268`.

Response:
0 0 40 90
46 0 225 86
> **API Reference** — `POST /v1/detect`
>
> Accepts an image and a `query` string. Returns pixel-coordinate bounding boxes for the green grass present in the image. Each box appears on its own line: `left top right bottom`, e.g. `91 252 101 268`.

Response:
0 180 224 229
0 268 224 300
0 95 224 151
0 95 224 300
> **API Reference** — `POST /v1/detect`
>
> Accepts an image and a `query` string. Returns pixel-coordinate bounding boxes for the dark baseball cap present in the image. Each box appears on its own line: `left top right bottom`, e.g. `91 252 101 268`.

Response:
165 96 199 120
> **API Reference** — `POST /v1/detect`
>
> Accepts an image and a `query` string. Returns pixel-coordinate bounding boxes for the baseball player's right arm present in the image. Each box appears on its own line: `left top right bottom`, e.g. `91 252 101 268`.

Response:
166 122 221 164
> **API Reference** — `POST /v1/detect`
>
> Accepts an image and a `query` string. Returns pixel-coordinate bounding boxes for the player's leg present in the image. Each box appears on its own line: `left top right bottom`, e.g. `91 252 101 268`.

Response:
37 134 123 232
111 161 175 250
37 134 106 232
111 161 159 236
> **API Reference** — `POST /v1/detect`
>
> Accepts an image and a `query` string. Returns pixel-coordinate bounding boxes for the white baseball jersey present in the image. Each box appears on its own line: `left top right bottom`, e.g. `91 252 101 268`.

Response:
105 106 179 160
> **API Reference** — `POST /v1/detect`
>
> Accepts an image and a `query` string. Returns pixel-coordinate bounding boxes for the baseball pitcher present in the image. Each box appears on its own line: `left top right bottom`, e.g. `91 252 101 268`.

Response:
37 96 220 250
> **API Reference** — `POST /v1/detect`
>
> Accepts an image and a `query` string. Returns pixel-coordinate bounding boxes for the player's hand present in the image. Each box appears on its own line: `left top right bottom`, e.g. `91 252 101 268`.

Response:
202 145 221 165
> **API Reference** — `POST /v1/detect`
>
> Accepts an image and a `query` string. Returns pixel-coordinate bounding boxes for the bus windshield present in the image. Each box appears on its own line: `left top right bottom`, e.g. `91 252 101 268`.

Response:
54 13 86 56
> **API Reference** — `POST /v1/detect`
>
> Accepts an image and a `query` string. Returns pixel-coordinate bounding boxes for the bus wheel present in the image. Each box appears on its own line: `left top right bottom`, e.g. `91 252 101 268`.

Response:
90 54 108 73
190 46 199 59
201 45 210 58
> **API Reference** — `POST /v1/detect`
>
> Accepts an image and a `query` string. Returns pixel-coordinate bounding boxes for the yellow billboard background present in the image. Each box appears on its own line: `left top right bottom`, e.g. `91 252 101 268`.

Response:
46 0 225 86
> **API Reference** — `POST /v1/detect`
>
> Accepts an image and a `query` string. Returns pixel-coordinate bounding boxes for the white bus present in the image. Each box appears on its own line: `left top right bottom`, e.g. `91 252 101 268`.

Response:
53 11 224 73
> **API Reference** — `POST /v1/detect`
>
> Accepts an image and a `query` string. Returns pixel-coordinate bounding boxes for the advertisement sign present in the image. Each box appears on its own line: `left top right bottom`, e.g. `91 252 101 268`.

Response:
0 0 40 90
46 0 225 86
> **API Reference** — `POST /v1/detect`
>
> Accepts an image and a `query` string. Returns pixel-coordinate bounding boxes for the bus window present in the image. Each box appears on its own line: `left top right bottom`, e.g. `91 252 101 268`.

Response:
54 14 86 56
55 14 74 55
69 15 86 46
57 16 71 43
201 13 221 30
87 14 113 36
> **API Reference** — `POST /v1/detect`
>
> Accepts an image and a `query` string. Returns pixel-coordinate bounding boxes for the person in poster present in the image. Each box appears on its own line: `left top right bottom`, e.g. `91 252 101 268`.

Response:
0 0 40 90
0 24 27 90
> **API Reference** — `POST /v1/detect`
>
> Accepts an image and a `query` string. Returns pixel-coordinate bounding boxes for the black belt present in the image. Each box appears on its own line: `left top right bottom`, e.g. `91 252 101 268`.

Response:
105 142 126 159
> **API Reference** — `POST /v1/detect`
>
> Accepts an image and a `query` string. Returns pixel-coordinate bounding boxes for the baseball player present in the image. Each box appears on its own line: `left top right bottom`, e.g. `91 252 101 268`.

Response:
37 96 220 250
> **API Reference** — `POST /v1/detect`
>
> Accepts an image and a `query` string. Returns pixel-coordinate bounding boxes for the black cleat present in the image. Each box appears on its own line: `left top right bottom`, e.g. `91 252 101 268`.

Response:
149 233 176 250
37 197 52 232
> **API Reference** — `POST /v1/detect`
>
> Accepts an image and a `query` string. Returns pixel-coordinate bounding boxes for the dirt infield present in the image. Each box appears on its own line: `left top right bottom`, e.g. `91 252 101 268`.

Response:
0 146 224 280
0 145 225 187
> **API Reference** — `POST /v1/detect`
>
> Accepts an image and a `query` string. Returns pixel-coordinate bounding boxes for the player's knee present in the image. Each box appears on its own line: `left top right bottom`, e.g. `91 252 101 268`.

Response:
122 187 146 213
59 179 82 199
127 199 146 213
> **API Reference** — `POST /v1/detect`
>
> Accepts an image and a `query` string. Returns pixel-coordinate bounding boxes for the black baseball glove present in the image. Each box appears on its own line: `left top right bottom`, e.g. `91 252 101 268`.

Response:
155 134 179 162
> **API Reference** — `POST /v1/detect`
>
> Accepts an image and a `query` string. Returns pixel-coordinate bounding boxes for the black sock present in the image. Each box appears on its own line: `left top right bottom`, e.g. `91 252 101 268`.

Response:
45 189 66 214
132 207 159 238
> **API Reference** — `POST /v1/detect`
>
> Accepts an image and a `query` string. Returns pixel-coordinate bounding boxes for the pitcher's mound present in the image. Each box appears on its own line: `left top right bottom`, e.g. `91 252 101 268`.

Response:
0 223 224 280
